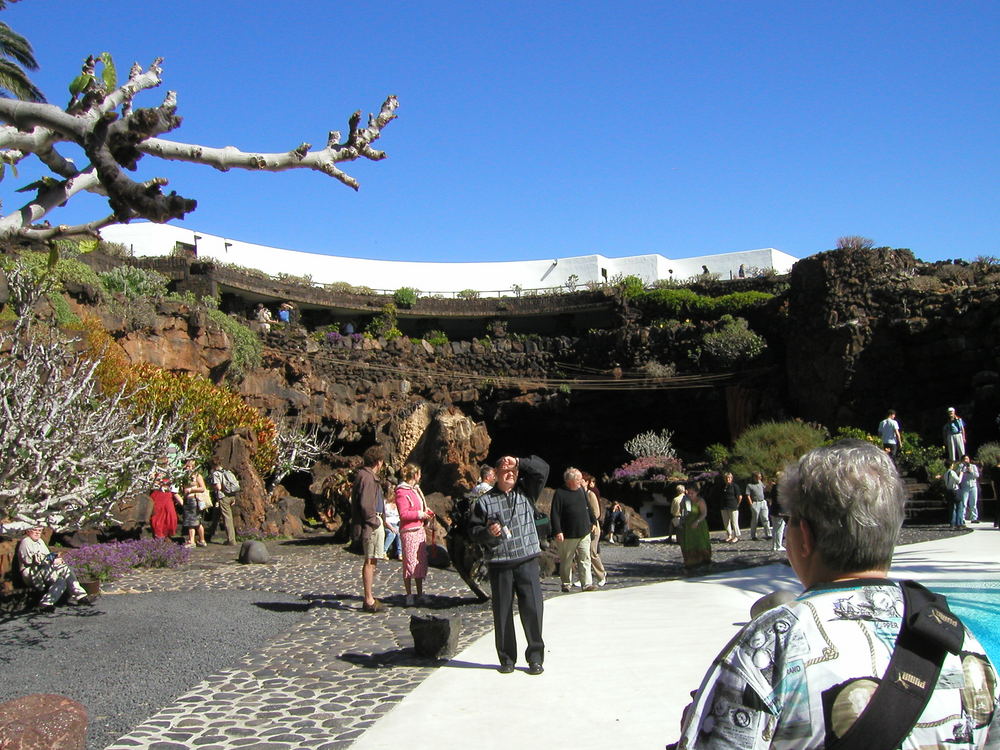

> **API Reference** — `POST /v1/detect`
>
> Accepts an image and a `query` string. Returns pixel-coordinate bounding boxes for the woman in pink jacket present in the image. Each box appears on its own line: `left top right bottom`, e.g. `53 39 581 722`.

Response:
395 463 435 606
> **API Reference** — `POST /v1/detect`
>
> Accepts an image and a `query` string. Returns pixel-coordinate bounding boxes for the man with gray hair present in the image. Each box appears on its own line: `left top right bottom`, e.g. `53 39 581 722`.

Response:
550 467 597 593
671 440 999 749
470 455 549 675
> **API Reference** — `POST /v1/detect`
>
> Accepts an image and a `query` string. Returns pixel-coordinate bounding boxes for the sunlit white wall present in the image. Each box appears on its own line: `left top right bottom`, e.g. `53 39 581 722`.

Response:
100 223 797 293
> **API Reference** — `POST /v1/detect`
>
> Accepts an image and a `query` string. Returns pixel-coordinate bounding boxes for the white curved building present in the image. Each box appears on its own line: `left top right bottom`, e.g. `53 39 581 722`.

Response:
100 223 798 295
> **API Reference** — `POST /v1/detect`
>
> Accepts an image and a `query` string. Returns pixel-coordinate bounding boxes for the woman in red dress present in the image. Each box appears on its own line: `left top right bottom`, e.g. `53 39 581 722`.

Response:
149 465 180 540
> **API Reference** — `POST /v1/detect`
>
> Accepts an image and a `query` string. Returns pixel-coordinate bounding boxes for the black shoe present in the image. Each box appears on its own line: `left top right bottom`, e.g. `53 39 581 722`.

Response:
37 603 55 612
527 662 544 676
497 662 515 674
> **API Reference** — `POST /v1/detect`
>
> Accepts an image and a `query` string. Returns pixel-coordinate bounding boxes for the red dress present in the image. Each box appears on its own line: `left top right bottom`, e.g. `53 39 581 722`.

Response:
150 488 178 539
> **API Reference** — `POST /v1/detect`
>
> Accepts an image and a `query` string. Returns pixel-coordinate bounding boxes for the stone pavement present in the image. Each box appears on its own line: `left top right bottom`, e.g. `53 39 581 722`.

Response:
101 537 501 750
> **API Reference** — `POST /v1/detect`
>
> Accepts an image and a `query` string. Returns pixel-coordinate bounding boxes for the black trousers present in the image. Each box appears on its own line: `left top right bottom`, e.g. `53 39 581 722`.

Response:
488 557 544 666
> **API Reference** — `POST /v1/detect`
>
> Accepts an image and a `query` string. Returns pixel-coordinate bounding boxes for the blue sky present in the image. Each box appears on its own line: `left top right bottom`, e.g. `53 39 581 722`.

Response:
6 1 998 264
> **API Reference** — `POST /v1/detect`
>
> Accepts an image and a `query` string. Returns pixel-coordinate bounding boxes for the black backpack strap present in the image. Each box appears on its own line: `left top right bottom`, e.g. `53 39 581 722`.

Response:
826 580 965 750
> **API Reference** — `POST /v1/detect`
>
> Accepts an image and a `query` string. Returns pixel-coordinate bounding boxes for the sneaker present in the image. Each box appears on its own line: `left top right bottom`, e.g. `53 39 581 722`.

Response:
196 541 207 547
583 584 598 592
182 542 195 548
527 662 544 676
597 578 607 587
561 584 571 592
572 581 582 588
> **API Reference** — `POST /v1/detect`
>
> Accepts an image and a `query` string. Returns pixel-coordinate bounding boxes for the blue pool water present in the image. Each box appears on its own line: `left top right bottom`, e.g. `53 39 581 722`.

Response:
926 578 1000 665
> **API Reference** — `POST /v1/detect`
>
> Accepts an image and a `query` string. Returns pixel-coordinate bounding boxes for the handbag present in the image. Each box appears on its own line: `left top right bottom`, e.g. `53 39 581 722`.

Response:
196 489 213 511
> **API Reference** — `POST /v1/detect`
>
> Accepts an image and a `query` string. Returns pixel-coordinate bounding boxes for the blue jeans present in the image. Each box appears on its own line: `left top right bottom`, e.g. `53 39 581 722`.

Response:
384 529 401 557
960 484 979 522
950 493 965 526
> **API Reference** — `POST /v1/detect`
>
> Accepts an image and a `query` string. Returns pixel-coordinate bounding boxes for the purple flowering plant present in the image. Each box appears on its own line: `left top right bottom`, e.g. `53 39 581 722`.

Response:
611 455 685 482
63 538 190 582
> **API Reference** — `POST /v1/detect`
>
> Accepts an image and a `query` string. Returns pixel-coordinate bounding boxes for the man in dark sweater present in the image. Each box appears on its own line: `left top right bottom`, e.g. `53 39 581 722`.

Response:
720 471 742 543
550 467 597 593
470 455 550 675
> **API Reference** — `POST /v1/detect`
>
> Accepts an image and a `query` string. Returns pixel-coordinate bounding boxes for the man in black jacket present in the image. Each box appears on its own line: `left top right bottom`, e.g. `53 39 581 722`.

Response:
550 467 597 592
470 455 549 675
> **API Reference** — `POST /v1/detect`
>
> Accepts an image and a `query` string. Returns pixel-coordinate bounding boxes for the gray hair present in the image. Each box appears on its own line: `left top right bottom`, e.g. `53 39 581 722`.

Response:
778 439 904 573
563 467 583 483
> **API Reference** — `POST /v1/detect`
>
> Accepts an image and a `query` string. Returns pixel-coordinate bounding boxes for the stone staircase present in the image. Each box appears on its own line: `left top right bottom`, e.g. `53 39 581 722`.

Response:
902 476 942 524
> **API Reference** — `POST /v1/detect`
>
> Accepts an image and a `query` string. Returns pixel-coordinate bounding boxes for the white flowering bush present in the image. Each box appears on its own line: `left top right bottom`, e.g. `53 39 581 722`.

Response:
624 429 676 459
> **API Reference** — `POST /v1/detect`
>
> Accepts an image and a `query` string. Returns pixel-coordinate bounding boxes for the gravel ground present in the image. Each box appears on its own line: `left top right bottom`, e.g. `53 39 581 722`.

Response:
0 522 968 749
0 589 308 749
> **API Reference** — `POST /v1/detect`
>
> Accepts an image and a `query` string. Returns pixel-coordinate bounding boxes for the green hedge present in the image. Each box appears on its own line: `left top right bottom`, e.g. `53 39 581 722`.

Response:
642 288 773 319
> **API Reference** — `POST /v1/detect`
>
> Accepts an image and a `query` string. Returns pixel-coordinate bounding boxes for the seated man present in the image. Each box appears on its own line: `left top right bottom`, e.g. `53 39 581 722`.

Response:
17 524 92 611
602 501 626 543
671 440 999 749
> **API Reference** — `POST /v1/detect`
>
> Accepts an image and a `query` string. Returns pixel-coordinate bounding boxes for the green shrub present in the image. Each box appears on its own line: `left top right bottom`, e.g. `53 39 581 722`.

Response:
829 426 880 447
705 443 730 470
643 288 705 318
457 289 480 300
422 329 448 347
6 250 103 290
393 286 419 308
325 281 375 295
203 308 263 379
99 265 169 298
366 303 402 340
47 291 79 325
638 288 773 320
276 272 313 286
728 420 829 479
700 315 766 368
897 432 946 481
611 274 646 299
712 291 774 316
974 442 1000 482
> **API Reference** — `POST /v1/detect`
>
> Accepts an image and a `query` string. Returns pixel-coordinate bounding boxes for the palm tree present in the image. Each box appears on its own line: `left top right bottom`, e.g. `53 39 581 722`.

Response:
0 0 43 102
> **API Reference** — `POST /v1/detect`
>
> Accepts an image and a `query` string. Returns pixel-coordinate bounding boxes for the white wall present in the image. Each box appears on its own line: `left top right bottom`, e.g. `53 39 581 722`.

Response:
100 223 798 294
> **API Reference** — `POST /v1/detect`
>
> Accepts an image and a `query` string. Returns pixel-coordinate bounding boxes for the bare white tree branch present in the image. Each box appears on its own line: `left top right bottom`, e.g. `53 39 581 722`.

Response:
271 421 336 488
0 55 398 240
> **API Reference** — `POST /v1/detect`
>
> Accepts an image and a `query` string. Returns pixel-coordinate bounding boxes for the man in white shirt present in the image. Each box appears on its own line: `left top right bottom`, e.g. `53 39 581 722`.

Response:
876 409 902 459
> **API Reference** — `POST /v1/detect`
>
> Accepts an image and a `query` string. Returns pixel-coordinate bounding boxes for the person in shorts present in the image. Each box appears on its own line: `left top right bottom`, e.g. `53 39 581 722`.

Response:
351 446 387 612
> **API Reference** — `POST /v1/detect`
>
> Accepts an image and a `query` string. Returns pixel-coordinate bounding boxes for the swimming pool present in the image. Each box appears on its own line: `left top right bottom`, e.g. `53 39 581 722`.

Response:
926 578 1000 665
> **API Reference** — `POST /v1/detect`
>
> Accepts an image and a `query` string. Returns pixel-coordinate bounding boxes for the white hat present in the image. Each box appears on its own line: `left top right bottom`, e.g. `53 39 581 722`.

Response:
947 407 956 412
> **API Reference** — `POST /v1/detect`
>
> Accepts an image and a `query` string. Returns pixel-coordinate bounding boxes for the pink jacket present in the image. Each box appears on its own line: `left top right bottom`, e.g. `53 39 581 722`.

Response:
395 483 426 532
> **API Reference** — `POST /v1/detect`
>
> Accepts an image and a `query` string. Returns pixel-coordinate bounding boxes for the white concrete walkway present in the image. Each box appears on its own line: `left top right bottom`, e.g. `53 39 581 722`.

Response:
354 528 1000 750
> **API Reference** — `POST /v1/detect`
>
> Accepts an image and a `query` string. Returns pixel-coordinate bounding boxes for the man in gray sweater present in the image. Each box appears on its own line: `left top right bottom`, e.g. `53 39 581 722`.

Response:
470 455 549 675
